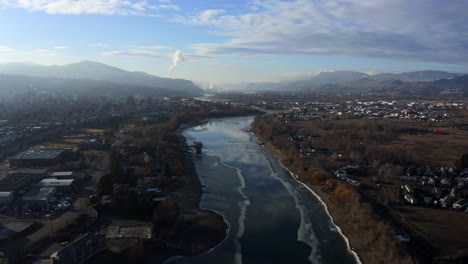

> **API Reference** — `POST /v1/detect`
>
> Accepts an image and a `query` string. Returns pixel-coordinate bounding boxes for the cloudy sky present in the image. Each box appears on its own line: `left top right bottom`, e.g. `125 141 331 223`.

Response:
0 0 467 83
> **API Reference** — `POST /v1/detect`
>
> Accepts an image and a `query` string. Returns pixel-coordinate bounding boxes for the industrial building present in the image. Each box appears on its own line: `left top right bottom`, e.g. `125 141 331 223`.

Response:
0 174 34 193
0 192 13 204
8 168 49 181
37 179 75 192
9 148 75 168
48 171 85 181
22 187 56 207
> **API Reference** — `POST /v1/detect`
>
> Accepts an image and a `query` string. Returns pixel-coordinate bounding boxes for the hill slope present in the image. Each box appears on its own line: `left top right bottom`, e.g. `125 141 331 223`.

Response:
0 61 202 96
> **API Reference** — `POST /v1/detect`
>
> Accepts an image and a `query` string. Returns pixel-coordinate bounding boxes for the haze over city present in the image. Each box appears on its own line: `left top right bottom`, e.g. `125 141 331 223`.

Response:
1 0 467 83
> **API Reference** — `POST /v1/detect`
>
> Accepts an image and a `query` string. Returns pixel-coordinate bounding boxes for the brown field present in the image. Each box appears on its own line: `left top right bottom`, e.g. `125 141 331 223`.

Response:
267 116 468 262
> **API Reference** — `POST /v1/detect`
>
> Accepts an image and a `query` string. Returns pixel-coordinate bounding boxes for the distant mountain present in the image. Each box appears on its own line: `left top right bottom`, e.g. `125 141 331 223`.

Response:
242 70 463 92
372 71 460 82
313 74 468 96
315 78 404 94
0 73 196 98
0 61 202 96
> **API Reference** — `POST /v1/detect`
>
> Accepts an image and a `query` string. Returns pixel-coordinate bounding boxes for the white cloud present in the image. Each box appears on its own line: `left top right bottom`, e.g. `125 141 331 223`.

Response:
159 4 179 11
52 46 68 50
88 43 108 47
0 0 179 15
0 44 58 55
0 45 17 54
178 0 468 64
140 45 173 50
101 50 168 58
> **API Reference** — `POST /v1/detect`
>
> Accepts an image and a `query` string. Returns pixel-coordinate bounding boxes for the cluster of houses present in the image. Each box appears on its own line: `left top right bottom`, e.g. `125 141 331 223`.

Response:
335 166 362 187
330 164 468 213
399 166 468 211
279 100 466 122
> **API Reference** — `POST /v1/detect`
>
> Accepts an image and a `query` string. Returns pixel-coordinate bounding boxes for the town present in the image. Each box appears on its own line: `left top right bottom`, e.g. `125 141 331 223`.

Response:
247 92 468 263
0 94 258 264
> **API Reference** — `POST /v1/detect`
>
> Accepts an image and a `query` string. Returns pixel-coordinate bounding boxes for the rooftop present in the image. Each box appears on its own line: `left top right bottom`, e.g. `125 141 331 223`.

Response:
37 178 74 187
49 171 82 177
8 169 49 175
23 187 56 202
12 148 66 160
0 174 32 186
0 192 13 197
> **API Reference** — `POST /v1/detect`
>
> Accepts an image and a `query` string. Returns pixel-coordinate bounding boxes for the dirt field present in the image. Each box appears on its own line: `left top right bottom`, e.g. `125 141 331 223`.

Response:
267 116 468 262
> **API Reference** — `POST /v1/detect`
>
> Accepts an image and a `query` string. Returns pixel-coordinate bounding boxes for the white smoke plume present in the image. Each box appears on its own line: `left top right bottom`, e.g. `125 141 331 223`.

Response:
168 49 184 74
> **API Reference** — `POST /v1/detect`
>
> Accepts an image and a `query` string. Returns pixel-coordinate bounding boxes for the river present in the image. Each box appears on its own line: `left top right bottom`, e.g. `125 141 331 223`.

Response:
166 116 359 264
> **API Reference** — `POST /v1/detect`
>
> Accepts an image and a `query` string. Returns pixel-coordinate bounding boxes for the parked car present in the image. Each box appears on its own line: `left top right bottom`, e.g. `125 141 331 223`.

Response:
453 199 468 209
404 193 418 205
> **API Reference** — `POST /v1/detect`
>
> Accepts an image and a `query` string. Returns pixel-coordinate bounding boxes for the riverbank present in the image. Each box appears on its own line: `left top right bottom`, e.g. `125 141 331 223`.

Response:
145 127 228 264
253 132 411 264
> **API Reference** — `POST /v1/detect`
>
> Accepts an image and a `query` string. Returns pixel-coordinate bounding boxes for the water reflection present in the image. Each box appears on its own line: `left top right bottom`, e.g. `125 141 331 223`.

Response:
166 116 358 264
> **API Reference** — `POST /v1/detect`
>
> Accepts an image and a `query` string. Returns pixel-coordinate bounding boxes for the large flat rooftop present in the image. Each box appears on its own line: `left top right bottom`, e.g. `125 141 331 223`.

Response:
8 168 49 175
12 149 66 160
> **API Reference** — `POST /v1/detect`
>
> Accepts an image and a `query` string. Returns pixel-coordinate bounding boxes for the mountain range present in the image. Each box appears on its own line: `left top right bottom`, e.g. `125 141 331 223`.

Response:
0 62 466 97
214 70 468 97
243 70 463 92
0 61 203 97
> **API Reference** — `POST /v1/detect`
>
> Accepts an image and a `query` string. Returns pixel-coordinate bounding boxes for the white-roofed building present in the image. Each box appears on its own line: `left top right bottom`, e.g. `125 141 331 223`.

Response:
37 179 75 192
0 191 13 204
48 171 85 181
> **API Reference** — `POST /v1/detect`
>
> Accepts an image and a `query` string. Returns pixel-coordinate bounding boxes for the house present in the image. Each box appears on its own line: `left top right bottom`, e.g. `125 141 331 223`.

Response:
78 139 107 150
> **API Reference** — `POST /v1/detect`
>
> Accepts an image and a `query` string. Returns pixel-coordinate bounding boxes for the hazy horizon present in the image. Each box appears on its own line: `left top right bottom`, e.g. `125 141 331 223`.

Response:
1 0 467 83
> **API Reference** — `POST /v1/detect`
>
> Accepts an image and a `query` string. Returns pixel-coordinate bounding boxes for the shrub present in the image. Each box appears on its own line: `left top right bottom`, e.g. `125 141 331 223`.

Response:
310 170 328 182
333 183 355 203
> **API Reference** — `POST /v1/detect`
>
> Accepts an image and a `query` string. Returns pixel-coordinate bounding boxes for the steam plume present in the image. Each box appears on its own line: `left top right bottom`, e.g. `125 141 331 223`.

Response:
168 50 184 74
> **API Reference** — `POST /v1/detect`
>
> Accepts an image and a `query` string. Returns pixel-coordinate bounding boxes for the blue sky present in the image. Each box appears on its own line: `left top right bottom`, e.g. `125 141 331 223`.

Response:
0 0 467 84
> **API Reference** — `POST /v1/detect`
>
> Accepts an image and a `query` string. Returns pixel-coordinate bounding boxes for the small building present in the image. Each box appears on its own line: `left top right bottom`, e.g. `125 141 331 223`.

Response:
50 233 105 264
8 168 49 181
78 139 107 150
37 179 75 192
0 174 34 193
0 192 13 204
48 172 85 181
9 148 73 168
22 187 56 207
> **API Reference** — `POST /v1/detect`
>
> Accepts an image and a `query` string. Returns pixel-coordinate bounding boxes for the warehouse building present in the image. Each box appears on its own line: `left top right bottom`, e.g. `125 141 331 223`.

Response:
8 168 49 181
37 179 75 192
48 171 85 181
22 187 56 207
9 148 75 168
0 192 13 205
0 174 34 193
